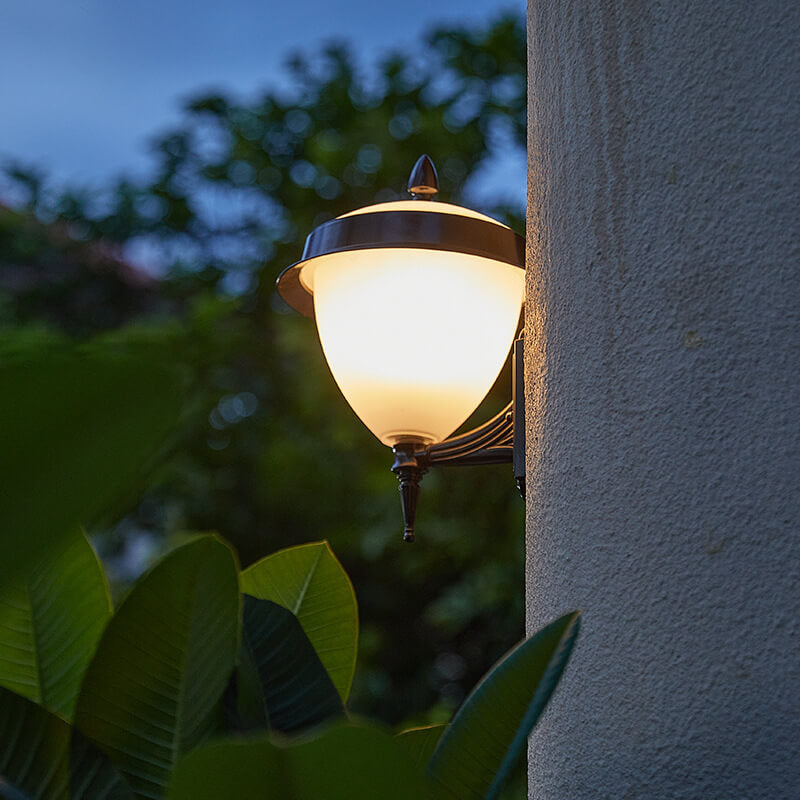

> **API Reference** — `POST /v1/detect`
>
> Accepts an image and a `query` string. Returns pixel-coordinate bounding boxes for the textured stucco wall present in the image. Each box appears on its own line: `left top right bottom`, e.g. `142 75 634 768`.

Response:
525 1 799 797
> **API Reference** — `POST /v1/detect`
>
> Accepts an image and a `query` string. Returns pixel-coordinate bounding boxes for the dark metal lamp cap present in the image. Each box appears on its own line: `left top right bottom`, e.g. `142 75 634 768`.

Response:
407 154 439 199
276 154 525 318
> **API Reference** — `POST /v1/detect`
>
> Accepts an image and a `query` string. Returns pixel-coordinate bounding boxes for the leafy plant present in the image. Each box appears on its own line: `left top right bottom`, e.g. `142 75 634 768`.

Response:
166 723 428 800
0 687 133 800
73 535 239 799
0 526 111 719
240 541 358 701
0 343 184 586
427 613 580 800
165 608 581 800
229 595 344 733
0 526 579 798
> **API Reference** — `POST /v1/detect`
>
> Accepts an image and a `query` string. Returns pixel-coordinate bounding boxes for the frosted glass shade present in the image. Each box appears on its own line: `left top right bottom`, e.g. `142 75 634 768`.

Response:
279 199 525 446
304 218 523 446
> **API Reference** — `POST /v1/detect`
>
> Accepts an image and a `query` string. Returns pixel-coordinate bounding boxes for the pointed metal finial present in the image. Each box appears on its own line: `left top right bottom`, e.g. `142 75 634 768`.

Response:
407 155 439 199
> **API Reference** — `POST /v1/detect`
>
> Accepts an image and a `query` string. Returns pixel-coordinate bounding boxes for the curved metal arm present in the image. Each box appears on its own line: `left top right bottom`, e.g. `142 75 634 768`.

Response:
420 401 513 466
391 333 526 542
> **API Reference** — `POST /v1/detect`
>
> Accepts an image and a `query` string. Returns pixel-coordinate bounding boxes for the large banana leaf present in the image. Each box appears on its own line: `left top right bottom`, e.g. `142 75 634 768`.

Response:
166 723 426 800
0 686 133 799
73 536 240 800
228 596 343 734
241 541 357 701
428 611 581 800
0 346 184 585
0 527 111 719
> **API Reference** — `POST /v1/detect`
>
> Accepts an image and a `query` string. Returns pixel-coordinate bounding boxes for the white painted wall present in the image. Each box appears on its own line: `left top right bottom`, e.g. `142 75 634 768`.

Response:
524 1 799 797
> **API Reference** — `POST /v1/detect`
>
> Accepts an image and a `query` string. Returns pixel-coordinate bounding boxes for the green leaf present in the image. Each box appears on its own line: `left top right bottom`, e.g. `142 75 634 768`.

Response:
397 724 446 768
428 611 581 800
0 527 111 720
0 686 134 799
167 723 426 800
0 346 184 585
240 541 357 702
230 595 343 733
0 686 68 800
74 536 240 800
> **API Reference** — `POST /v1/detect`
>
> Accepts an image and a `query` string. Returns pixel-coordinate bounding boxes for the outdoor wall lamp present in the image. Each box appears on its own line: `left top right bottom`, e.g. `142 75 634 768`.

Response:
277 155 526 542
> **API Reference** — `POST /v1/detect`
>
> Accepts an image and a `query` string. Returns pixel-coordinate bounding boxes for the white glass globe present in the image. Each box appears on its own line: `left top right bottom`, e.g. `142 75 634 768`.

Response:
299 201 524 446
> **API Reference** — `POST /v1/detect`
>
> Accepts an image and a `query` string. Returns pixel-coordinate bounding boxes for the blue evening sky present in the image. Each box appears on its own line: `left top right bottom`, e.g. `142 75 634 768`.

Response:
0 0 525 205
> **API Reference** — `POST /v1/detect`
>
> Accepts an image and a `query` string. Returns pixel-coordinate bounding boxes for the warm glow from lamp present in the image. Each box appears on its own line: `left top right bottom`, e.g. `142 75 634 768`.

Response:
300 202 524 446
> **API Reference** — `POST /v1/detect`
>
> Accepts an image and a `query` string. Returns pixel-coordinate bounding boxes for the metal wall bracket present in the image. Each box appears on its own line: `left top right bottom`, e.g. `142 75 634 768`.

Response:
391 333 526 542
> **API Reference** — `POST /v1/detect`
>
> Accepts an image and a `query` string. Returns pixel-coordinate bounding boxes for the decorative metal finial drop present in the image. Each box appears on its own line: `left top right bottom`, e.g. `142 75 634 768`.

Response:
407 154 439 199
391 442 427 543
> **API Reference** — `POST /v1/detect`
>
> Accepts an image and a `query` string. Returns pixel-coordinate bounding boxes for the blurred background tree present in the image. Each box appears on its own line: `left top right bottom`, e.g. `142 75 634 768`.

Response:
0 11 526 727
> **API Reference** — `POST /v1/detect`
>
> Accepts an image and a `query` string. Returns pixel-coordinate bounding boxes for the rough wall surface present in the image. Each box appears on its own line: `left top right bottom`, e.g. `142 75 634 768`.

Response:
525 1 799 797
